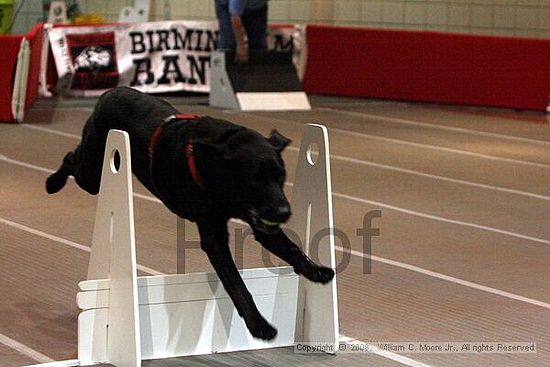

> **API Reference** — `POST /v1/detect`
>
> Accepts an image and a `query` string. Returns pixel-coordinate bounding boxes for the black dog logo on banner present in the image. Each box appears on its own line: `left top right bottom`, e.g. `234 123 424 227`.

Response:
74 46 113 71
66 32 119 90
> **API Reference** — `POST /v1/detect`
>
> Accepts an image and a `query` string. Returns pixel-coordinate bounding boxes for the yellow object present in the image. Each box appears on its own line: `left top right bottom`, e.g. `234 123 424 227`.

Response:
73 14 104 25
0 0 14 34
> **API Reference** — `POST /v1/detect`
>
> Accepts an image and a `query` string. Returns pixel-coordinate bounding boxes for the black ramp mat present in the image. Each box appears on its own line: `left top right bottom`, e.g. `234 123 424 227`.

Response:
225 51 303 93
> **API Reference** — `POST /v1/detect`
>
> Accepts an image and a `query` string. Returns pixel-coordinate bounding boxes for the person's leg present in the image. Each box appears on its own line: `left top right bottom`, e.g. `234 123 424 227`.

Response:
214 1 236 50
241 5 268 50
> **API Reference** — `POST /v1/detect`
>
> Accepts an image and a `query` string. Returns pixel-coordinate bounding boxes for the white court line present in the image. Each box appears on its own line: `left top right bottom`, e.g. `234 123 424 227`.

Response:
329 191 550 246
286 147 550 202
21 123 80 138
19 124 550 202
321 107 550 147
0 217 433 367
133 191 162 204
0 217 163 276
337 247 550 310
0 154 55 174
0 332 54 363
21 125 83 139
242 114 550 169
2 153 550 245
329 129 550 169
31 106 94 112
0 153 164 206
24 360 80 367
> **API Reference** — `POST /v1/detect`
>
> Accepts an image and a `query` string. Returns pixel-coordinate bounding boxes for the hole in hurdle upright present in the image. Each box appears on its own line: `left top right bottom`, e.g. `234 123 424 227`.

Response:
33 124 338 367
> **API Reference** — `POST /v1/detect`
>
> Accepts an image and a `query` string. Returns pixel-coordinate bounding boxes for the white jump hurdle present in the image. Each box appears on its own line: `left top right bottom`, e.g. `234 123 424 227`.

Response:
26 124 338 366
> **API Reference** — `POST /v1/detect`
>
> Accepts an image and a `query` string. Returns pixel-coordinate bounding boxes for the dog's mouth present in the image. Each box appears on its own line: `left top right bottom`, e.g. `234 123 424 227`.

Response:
249 210 282 234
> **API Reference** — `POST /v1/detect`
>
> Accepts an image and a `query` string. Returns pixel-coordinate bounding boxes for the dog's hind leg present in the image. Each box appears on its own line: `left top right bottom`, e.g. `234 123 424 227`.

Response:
45 142 102 195
46 151 76 194
71 145 102 195
253 228 335 284
197 218 278 341
46 112 106 195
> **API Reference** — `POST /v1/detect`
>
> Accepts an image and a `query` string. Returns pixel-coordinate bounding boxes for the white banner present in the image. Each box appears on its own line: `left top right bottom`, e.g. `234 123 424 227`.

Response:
49 21 217 96
47 21 298 96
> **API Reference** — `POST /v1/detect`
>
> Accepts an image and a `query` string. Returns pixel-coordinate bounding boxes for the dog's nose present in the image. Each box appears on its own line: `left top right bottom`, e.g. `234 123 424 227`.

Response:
274 205 291 223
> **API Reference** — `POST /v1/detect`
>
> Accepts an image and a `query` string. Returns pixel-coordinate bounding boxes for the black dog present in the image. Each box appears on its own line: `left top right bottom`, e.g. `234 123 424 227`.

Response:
46 87 334 340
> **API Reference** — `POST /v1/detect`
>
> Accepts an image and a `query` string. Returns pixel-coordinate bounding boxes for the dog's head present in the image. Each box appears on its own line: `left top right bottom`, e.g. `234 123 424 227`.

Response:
196 128 292 232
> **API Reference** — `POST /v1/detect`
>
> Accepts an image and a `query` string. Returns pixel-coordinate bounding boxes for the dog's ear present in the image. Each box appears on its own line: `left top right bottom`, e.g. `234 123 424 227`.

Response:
267 130 291 152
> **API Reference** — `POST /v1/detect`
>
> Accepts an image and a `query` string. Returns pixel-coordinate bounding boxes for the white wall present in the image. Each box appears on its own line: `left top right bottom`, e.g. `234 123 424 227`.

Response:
10 0 550 38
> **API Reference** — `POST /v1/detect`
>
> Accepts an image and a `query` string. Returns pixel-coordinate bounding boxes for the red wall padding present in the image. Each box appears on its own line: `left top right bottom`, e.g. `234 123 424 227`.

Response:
0 23 43 123
303 25 550 111
0 35 24 122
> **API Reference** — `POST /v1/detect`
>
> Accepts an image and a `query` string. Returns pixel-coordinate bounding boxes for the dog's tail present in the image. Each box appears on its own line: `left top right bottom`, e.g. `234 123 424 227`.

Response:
46 152 75 194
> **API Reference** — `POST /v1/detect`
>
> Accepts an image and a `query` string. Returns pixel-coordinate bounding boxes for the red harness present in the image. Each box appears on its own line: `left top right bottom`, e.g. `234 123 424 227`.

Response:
148 113 205 192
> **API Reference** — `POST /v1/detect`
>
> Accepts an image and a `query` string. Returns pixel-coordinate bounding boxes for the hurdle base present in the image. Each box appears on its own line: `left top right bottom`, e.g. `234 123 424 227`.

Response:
77 267 300 364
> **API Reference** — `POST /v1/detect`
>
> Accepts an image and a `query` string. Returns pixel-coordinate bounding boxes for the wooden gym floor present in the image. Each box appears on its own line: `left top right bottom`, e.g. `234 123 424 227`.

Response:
0 94 549 367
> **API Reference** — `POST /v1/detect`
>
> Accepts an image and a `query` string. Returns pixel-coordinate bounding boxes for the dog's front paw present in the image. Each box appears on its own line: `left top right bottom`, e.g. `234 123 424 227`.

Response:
303 266 335 284
247 317 278 341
